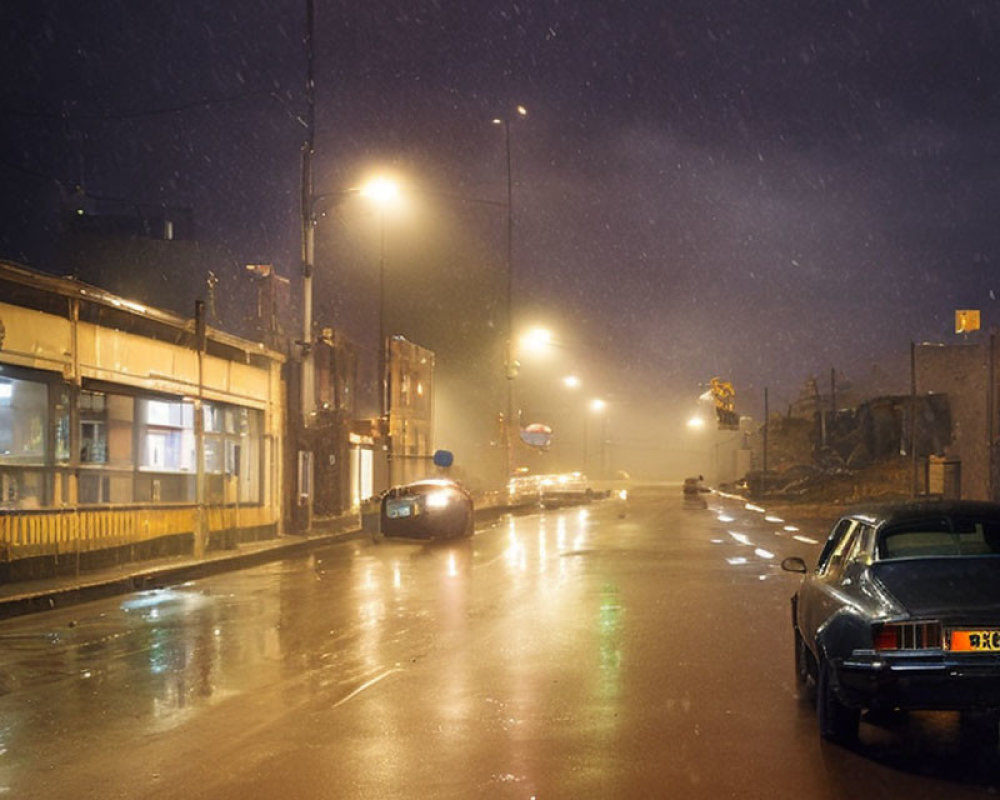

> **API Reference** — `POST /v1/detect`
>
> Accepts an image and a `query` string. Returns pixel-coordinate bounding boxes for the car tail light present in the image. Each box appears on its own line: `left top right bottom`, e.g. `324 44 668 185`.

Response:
872 621 942 651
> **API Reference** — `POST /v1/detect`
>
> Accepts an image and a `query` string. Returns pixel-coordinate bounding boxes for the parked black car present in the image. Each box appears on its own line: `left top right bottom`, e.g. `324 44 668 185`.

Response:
379 478 474 540
782 501 1000 745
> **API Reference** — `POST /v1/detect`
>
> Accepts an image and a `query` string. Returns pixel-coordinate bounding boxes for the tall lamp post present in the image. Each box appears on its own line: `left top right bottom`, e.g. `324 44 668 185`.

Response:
585 398 607 478
299 179 395 420
493 105 527 483
360 177 401 485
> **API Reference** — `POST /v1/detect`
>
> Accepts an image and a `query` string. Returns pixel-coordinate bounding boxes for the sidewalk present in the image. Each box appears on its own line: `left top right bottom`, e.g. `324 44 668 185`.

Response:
0 522 367 622
0 499 520 622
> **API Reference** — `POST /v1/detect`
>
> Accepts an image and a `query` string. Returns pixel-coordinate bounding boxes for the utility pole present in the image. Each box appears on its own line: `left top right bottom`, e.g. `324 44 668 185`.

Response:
502 116 515 485
494 106 527 487
293 0 318 533
762 387 769 495
300 0 317 426
378 209 391 487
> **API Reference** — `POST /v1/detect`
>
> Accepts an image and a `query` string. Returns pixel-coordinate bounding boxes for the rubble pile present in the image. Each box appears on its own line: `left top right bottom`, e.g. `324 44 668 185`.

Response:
738 394 944 505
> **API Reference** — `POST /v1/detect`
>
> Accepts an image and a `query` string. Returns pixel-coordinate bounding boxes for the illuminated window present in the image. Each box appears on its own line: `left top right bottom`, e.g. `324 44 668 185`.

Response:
138 398 195 472
203 402 262 504
0 377 46 464
0 375 48 508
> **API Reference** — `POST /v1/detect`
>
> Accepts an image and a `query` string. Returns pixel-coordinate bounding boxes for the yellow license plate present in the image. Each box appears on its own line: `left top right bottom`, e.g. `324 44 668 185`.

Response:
951 630 1000 652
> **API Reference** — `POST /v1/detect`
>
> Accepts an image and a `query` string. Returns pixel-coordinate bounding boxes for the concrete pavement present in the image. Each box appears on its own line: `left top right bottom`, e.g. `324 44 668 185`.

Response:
0 498 523 621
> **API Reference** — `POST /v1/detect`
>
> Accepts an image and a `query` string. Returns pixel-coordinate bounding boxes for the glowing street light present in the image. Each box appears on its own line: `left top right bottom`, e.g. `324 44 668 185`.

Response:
492 105 528 127
361 176 402 209
562 375 581 390
520 326 553 355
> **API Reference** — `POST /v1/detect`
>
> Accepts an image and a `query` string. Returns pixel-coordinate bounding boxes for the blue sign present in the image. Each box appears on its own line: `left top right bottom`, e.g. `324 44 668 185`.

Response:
433 449 454 468
520 423 553 449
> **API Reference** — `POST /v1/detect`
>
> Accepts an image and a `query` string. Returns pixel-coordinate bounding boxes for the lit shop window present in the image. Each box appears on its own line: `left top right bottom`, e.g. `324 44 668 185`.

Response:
203 402 262 503
0 377 47 464
79 391 107 463
138 398 195 472
0 376 49 509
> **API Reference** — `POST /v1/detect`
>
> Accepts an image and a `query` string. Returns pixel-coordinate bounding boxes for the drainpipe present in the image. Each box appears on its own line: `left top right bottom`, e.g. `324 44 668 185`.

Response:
195 301 207 558
910 341 918 498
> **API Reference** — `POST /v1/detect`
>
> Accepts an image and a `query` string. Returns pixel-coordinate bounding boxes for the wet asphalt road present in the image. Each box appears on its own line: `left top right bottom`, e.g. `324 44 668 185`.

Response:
1 486 999 799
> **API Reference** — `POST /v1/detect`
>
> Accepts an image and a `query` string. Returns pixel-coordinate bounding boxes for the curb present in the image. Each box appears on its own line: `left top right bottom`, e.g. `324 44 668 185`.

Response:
0 502 531 622
0 528 366 622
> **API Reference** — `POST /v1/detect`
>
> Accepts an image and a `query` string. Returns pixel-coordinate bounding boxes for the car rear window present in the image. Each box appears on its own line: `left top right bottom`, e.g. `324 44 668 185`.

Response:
879 517 1000 559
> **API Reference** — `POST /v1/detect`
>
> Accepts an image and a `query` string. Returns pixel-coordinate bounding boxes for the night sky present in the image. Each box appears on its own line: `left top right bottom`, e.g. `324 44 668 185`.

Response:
2 2 1000 477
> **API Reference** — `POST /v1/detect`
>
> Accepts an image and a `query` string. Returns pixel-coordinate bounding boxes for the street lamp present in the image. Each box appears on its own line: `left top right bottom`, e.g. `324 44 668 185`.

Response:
520 326 553 356
493 104 528 483
359 177 402 436
299 177 400 426
686 415 706 430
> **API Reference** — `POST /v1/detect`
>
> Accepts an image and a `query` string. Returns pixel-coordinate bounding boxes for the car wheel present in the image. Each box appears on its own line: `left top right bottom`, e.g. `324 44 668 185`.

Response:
960 710 1000 750
794 631 815 702
817 657 860 744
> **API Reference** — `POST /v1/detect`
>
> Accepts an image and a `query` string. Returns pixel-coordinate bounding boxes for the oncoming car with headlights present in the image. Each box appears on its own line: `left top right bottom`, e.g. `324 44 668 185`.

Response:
782 501 1000 745
379 478 474 540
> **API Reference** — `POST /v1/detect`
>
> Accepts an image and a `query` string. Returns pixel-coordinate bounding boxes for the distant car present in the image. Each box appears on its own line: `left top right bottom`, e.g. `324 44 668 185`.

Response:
379 478 474 540
507 473 544 508
782 501 1000 745
683 476 708 494
538 472 593 507
506 472 596 508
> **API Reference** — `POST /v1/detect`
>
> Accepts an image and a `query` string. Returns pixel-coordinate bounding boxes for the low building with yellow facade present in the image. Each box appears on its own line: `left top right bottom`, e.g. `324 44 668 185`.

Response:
0 260 284 581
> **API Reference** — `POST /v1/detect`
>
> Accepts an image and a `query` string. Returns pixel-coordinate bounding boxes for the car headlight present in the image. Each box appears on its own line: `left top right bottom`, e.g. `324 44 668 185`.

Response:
425 490 452 509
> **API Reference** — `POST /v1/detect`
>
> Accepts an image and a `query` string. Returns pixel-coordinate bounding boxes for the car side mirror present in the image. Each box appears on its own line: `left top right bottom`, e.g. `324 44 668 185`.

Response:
781 556 808 574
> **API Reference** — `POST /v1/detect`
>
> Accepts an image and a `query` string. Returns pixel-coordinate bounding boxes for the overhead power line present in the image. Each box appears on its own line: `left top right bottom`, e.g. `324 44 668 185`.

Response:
1 88 277 123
